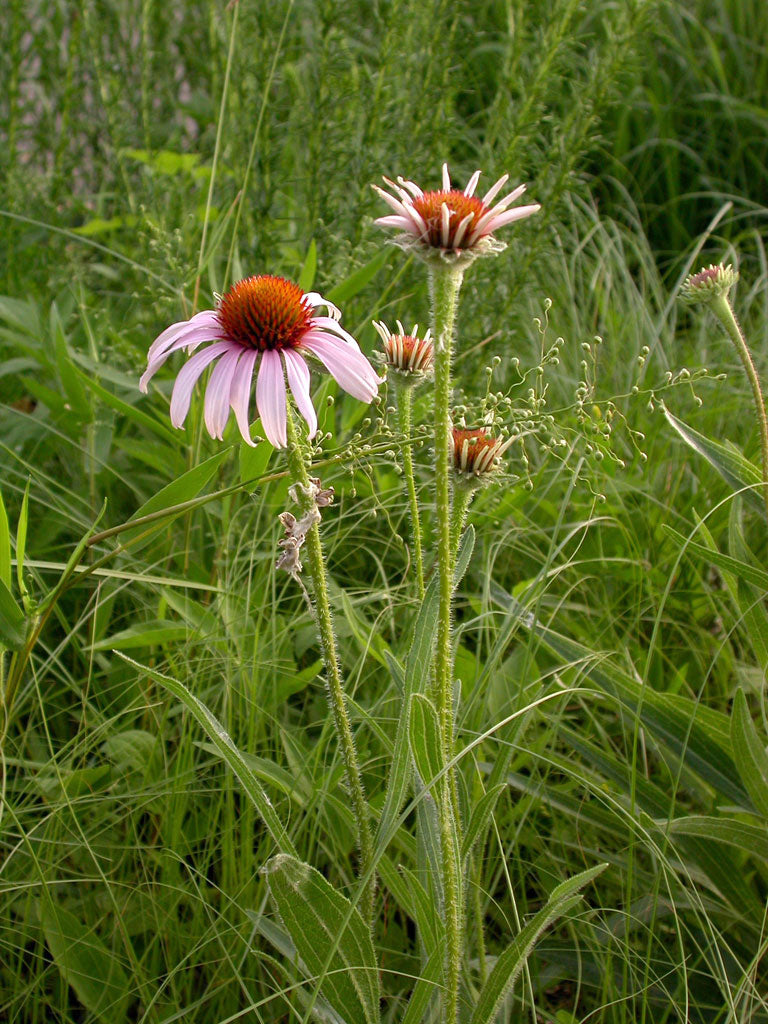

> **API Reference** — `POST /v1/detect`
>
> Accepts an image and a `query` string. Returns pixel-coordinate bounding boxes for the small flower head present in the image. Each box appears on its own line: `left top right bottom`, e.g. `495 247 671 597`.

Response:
140 274 380 449
372 319 434 386
373 163 540 267
451 426 512 486
680 264 738 305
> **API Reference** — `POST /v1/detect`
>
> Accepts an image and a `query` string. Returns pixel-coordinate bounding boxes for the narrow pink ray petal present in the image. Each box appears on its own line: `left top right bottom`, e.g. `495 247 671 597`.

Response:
486 183 527 216
204 347 242 440
482 173 509 206
308 317 360 349
229 349 259 446
396 177 423 198
451 212 475 250
442 163 451 191
305 292 341 321
441 203 450 248
470 185 530 239
140 327 229 392
147 310 220 362
374 214 420 233
300 334 379 402
372 184 413 219
283 349 317 440
169 340 234 429
464 170 481 197
481 204 541 232
256 349 287 449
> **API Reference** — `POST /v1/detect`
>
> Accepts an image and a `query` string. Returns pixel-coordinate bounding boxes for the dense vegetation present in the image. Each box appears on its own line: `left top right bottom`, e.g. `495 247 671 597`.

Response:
2 1 767 1021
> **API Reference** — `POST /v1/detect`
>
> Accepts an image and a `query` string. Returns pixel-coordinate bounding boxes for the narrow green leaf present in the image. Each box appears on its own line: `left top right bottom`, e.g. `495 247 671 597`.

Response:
409 693 443 790
239 436 273 484
401 948 442 1024
114 653 297 856
92 620 193 652
263 854 381 1024
731 689 768 818
41 902 129 1024
326 249 389 304
470 864 606 1024
663 407 764 516
0 577 26 649
51 302 90 418
298 239 317 291
666 815 768 860
15 480 29 604
462 784 506 861
664 524 768 590
78 372 178 444
122 448 230 548
377 575 439 847
0 486 11 589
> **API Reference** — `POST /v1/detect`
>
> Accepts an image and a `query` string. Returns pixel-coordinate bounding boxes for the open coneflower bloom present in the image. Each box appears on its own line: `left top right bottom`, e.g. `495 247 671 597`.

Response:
373 163 540 264
140 275 380 449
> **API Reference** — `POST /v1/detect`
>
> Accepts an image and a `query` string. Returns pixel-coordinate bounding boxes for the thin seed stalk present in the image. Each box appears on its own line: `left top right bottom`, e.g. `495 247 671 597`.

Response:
284 409 375 922
451 484 475 560
396 386 425 598
428 263 464 1024
711 295 768 523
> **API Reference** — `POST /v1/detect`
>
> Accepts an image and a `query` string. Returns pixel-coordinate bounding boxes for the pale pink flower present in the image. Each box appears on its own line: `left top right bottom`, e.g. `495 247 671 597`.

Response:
373 163 540 266
140 275 380 449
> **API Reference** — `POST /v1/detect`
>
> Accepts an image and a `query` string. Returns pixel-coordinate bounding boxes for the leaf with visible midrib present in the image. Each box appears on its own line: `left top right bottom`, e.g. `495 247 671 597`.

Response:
731 689 768 818
264 854 381 1024
41 902 129 1024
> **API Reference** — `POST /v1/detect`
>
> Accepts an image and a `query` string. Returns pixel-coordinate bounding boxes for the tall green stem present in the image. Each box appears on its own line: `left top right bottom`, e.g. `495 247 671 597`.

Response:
284 409 375 923
396 387 425 598
428 263 464 1024
711 295 768 523
451 485 475 560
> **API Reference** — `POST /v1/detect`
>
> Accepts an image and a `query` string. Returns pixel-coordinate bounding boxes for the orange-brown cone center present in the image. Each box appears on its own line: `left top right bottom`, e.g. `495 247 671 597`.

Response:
217 275 313 352
412 190 487 248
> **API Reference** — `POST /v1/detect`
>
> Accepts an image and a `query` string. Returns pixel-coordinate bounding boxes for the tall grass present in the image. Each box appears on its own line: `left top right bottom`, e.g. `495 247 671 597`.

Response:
2 1 768 1022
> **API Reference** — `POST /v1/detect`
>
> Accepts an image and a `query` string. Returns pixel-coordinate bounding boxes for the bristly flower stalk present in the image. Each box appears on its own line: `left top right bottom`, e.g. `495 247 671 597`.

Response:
682 263 768 522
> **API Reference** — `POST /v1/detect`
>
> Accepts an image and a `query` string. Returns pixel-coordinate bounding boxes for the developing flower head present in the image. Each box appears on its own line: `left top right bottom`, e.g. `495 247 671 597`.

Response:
680 264 738 305
373 163 540 268
140 275 380 449
451 426 512 487
372 319 434 386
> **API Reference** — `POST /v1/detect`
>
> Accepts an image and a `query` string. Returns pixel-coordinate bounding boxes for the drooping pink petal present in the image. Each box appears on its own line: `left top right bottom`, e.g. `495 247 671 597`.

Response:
309 316 360 349
304 292 341 321
256 349 287 448
204 347 242 440
283 349 317 439
169 340 235 429
300 333 379 402
140 326 228 392
229 349 259 446
147 309 220 362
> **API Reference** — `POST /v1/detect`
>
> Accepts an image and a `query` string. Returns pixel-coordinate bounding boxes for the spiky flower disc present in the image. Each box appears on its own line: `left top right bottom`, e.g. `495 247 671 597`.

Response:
140 274 380 449
373 163 540 267
680 264 738 305
372 319 434 384
452 427 511 482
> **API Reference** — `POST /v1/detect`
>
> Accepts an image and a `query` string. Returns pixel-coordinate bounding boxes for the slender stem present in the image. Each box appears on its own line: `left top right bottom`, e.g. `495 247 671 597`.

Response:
472 852 488 986
712 295 768 523
396 387 425 598
284 409 376 923
428 263 464 1024
451 485 475 561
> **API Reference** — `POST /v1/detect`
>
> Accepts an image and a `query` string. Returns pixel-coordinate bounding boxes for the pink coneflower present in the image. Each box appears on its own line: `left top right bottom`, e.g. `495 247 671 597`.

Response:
680 263 738 305
372 319 434 383
140 275 380 449
373 163 540 265
451 427 512 480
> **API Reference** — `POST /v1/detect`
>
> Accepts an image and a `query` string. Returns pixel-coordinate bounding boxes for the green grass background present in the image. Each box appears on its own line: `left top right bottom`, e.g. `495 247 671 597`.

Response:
1 0 768 1021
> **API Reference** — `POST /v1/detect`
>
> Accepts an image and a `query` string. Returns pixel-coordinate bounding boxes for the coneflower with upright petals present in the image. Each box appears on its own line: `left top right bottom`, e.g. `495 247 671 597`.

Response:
451 426 512 484
140 275 380 449
373 163 540 267
372 319 434 384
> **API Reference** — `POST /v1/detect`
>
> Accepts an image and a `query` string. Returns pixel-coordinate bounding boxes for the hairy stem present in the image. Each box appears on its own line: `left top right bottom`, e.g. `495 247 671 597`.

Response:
284 409 376 923
396 386 425 598
428 263 464 1024
712 295 768 524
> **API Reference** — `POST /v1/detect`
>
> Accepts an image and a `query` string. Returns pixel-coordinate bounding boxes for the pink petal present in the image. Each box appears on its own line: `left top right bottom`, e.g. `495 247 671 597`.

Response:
300 333 379 402
229 349 259 446
283 349 317 440
452 212 475 250
441 203 450 247
396 177 423 198
304 292 341 321
482 173 510 206
169 340 234 429
442 163 451 191
486 183 527 216
372 184 412 218
374 214 419 233
256 349 287 448
147 309 220 362
464 170 481 197
204 347 242 440
308 316 360 350
481 204 541 232
140 326 228 392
